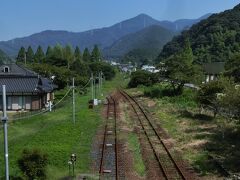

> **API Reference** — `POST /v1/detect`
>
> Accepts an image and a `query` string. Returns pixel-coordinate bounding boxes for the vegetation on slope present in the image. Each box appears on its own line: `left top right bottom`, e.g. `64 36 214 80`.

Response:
104 25 175 64
156 4 240 64
0 49 11 64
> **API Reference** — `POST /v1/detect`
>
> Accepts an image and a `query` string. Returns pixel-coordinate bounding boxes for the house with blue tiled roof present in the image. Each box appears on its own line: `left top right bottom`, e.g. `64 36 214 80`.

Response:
0 64 57 111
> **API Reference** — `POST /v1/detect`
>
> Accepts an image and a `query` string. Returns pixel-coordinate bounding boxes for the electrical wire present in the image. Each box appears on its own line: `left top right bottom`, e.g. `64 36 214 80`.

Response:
12 87 73 121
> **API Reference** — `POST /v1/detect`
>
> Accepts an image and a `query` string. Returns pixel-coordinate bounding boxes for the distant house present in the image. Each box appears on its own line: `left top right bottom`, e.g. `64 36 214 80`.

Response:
119 64 136 73
0 64 56 111
141 65 159 73
203 62 225 83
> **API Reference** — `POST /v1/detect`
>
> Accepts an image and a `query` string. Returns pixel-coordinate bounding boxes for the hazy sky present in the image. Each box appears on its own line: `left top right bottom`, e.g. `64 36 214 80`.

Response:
0 0 239 41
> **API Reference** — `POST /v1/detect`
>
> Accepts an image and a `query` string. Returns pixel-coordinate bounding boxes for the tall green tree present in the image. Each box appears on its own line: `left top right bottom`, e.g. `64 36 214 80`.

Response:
225 53 240 82
74 46 82 62
26 46 34 63
63 44 74 69
82 48 91 62
45 46 54 63
48 44 67 67
16 46 26 64
34 46 45 63
164 38 202 94
91 45 101 62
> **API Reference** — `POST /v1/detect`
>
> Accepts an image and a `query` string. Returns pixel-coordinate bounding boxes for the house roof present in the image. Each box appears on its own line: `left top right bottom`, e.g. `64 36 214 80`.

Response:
0 77 40 94
203 62 225 75
0 64 56 94
0 64 37 77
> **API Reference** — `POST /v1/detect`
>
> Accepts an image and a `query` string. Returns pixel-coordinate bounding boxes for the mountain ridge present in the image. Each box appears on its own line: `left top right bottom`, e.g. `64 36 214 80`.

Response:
103 25 176 59
0 13 211 57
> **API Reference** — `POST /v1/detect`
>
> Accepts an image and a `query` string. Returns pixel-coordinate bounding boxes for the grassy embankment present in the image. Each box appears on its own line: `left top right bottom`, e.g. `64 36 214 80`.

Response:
0 72 125 179
127 83 240 178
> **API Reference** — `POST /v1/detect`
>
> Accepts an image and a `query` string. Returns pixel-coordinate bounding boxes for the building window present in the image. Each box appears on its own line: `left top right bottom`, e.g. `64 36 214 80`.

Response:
3 66 9 73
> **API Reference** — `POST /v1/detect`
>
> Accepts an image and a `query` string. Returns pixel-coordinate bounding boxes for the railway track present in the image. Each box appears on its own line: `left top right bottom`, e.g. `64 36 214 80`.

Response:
119 89 198 180
99 95 119 180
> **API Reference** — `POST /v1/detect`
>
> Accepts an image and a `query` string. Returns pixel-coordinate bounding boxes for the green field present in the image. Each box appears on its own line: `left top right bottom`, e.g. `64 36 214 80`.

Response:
0 91 101 179
0 72 126 179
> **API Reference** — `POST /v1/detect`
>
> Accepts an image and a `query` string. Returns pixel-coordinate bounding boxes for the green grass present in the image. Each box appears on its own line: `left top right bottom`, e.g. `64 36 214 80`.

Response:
128 133 146 177
0 92 101 179
128 84 240 177
0 72 126 179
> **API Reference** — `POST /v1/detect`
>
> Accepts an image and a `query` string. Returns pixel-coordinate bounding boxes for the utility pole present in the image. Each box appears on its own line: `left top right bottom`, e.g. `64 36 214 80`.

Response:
91 73 94 100
100 71 103 96
94 77 96 99
72 78 75 124
2 85 9 180
98 72 101 97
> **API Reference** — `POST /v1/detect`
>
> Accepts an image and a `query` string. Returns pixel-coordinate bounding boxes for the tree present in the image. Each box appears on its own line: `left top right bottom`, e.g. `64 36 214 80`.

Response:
45 46 53 62
164 38 202 94
82 48 91 62
16 47 26 64
225 53 240 82
219 79 240 118
196 78 226 117
128 70 158 88
88 62 116 80
74 46 82 62
26 46 34 63
91 45 101 62
48 44 67 67
71 60 90 77
18 149 48 180
63 44 74 69
34 46 45 64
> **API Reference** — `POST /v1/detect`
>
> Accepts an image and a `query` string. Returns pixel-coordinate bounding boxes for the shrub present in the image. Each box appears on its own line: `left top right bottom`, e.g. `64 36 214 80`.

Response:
144 85 162 98
18 149 48 180
88 62 116 80
128 70 158 88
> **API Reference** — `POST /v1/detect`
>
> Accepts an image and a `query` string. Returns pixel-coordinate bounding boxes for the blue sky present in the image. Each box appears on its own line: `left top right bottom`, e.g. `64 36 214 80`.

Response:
0 0 239 41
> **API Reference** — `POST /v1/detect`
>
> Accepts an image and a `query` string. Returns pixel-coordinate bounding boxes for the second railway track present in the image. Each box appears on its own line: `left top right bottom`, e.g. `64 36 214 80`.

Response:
119 89 198 180
99 95 119 179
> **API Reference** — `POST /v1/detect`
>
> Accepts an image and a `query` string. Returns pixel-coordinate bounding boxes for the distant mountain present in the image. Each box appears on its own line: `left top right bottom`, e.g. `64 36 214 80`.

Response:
0 49 11 64
0 13 211 57
156 4 240 64
103 25 176 60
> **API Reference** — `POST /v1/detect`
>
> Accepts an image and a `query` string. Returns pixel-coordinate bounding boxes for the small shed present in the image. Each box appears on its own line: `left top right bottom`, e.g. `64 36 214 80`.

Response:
203 62 225 83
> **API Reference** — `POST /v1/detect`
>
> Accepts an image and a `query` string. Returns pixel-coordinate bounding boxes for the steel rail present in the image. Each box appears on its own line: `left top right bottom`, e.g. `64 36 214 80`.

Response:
99 95 119 180
119 89 188 180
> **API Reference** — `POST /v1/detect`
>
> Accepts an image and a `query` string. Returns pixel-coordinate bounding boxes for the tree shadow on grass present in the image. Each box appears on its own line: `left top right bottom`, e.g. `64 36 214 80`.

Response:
192 125 240 176
179 109 240 176
178 109 214 121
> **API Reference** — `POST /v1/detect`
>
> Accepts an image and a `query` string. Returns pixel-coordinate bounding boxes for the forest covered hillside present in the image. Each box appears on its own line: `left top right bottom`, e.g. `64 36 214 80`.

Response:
104 25 176 62
156 4 240 64
0 49 11 64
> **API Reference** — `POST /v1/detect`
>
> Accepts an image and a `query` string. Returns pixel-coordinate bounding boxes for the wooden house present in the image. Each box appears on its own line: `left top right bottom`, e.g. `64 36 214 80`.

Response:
0 64 56 111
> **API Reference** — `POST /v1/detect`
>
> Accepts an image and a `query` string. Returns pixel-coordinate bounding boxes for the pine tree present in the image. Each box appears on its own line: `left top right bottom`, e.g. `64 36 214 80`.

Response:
49 44 67 66
46 46 54 62
63 44 74 69
34 46 45 63
164 38 202 94
16 47 26 64
26 46 34 63
91 45 101 62
74 46 82 62
82 48 91 62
